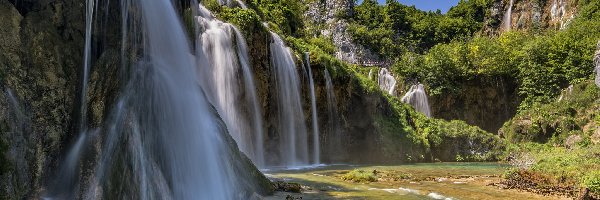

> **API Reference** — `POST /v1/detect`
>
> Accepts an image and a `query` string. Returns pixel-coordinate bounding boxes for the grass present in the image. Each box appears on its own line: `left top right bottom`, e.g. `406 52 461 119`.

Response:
341 169 378 183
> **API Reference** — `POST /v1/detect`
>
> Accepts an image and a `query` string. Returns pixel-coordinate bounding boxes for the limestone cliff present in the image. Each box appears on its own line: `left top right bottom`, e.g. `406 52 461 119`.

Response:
303 0 380 64
484 0 578 35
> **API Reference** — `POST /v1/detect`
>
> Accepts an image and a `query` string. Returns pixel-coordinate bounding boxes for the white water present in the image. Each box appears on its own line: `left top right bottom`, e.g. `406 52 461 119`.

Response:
269 32 309 166
80 0 238 199
551 0 566 21
401 84 431 117
196 4 265 167
378 68 397 95
324 69 342 159
503 0 514 31
305 52 320 164
368 69 373 80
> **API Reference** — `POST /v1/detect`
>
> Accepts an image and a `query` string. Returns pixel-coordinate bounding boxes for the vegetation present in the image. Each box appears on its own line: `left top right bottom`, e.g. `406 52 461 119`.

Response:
501 82 599 143
342 169 378 183
348 0 491 58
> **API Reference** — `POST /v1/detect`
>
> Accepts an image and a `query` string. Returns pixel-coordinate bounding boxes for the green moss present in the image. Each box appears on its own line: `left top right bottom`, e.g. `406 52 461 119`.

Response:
583 170 600 193
342 169 378 183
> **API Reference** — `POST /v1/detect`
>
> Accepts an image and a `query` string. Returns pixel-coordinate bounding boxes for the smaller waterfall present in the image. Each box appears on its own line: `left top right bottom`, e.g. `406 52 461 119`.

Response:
46 0 96 197
305 52 320 164
401 84 431 117
324 69 342 160
270 32 309 167
378 68 397 95
368 69 373 80
503 0 514 31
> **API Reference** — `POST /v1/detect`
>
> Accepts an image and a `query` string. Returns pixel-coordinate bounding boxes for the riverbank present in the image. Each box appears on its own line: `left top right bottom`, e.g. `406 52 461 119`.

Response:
265 163 571 200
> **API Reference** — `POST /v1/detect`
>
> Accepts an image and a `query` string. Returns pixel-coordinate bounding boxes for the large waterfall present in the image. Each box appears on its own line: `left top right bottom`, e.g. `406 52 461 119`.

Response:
401 84 432 117
196 4 265 167
305 52 320 165
269 32 309 167
48 0 243 199
378 68 397 95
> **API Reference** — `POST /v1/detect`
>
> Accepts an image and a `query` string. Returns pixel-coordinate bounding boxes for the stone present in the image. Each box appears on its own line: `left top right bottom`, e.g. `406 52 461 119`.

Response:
594 41 600 88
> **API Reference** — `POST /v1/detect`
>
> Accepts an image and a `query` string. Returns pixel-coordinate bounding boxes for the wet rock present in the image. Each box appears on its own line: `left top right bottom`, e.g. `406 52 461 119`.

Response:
273 181 302 193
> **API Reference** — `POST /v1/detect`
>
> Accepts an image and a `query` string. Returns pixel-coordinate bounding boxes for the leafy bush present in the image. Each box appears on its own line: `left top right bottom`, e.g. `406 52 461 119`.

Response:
342 169 378 183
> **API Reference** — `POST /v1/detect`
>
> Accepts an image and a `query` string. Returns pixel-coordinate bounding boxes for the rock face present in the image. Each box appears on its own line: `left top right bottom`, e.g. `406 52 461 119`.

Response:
429 76 521 133
304 0 380 64
595 41 600 88
484 0 577 35
0 0 83 198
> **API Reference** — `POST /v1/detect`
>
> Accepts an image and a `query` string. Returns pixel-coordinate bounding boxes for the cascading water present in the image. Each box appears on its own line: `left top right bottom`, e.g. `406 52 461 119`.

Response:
51 0 242 199
368 69 373 80
401 84 432 117
196 4 265 167
46 0 96 198
378 68 397 95
269 32 309 167
503 0 514 31
324 69 342 160
304 52 320 165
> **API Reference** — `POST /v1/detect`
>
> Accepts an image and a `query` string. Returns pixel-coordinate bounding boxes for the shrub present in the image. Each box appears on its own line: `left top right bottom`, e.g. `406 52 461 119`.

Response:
342 169 378 183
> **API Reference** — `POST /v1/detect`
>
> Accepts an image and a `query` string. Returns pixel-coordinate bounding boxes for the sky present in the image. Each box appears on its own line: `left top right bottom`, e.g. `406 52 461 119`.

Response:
358 0 461 14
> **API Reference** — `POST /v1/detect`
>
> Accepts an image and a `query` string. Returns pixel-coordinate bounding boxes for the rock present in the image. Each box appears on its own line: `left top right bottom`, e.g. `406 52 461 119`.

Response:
594 41 599 88
591 128 600 145
273 181 302 193
565 135 583 149
304 0 381 64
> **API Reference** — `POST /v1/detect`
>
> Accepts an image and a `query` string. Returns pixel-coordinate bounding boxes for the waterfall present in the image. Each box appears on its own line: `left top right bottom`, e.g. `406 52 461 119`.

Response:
324 69 342 160
401 84 432 117
269 32 309 167
378 68 397 95
368 69 373 80
503 0 514 31
196 4 265 167
46 0 96 198
305 52 320 165
45 0 242 199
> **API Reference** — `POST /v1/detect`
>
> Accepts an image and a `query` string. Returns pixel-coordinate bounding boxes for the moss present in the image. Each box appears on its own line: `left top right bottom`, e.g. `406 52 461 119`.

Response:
583 170 600 193
341 169 378 183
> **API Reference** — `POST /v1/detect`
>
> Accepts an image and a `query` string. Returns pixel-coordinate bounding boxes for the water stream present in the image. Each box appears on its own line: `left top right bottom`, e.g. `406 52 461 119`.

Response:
324 69 342 160
269 32 309 167
305 52 320 165
503 0 514 31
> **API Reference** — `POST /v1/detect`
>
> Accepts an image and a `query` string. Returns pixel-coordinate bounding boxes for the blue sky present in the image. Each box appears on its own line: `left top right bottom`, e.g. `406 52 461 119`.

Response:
358 0 461 14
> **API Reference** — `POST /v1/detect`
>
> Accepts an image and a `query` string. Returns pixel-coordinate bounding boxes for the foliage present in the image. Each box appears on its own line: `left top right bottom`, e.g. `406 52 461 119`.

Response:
342 169 378 183
583 170 600 193
347 0 491 58
501 82 599 143
506 142 600 192
248 0 305 36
